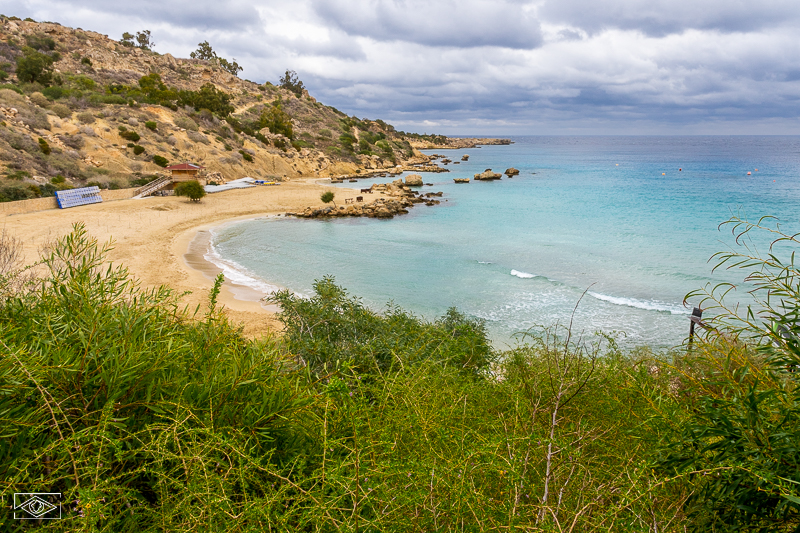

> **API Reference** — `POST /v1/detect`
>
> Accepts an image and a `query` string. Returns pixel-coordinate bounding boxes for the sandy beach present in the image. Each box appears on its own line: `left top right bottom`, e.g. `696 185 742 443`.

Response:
1 179 380 336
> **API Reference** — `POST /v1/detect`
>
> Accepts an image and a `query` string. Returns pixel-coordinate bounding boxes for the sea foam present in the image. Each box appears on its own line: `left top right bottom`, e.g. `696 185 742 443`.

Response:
510 269 537 279
205 235 284 296
588 291 688 315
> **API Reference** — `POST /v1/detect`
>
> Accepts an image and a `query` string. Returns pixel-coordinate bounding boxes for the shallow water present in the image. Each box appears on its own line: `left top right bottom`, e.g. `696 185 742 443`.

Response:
207 136 800 348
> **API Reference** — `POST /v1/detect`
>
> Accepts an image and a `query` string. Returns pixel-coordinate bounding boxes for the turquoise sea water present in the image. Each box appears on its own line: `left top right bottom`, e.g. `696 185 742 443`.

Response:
208 136 800 348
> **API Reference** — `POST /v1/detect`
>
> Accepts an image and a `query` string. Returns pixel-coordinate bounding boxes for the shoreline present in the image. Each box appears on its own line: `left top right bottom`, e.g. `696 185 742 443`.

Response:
3 176 385 337
182 217 284 314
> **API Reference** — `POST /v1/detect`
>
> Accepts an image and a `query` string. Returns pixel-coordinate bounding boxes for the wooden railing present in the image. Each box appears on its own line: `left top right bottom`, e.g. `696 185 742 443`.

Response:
133 176 172 198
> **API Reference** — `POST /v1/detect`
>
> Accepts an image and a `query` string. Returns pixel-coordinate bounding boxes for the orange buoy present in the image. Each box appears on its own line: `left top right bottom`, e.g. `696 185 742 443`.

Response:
747 172 752 175
662 173 665 175
755 168 758 171
679 168 682 171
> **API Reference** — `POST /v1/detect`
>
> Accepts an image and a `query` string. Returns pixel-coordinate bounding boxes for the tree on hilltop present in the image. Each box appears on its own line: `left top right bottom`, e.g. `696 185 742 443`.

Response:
279 69 305 97
190 41 216 61
121 30 155 50
190 40 243 77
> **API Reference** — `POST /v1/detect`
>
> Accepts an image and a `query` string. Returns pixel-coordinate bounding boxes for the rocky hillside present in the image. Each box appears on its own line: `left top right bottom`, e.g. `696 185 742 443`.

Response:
0 16 446 202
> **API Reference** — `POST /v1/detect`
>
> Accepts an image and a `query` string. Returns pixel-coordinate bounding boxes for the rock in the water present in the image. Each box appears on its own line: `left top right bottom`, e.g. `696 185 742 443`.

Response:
504 167 520 176
405 174 423 186
461 154 469 161
474 170 502 180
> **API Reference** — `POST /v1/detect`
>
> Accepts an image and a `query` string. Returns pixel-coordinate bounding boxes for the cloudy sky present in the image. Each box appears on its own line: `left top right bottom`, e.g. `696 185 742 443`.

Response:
6 0 800 134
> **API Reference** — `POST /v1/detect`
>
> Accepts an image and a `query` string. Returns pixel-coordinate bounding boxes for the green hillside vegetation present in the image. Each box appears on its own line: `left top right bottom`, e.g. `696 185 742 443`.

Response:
0 17 418 201
1 216 799 531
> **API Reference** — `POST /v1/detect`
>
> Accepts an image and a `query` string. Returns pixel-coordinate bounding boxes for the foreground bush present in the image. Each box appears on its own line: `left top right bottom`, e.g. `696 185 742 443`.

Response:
0 225 313 531
649 215 800 532
0 225 684 531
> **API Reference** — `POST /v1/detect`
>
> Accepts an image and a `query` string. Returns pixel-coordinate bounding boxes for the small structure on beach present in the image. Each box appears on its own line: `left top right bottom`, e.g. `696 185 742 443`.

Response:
133 162 208 198
165 162 205 184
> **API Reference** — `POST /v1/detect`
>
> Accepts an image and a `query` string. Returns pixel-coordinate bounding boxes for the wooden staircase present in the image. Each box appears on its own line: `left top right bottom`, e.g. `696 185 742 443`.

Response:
133 175 172 198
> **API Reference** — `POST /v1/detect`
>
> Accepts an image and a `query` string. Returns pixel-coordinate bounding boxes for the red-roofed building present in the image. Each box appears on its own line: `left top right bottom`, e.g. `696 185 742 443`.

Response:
165 162 205 185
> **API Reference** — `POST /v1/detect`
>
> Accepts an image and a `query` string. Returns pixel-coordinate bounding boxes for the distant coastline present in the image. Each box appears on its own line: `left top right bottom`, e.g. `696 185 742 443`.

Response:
410 137 513 150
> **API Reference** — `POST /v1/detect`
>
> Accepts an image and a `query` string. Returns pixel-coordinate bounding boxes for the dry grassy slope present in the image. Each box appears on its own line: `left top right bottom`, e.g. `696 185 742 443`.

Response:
0 17 431 197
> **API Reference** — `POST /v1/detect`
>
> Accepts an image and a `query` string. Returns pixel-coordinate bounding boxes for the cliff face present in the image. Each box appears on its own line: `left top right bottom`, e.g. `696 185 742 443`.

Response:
0 16 431 200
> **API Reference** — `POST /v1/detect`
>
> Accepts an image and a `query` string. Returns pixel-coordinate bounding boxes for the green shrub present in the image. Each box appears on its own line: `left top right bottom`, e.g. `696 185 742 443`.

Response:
239 149 253 162
293 139 312 149
80 56 92 67
50 175 65 184
76 111 95 124
178 83 234 116
119 130 140 142
269 277 492 377
174 179 206 201
15 51 55 85
132 145 145 155
0 183 35 202
42 85 63 100
88 94 126 105
50 103 71 118
37 137 50 155
130 174 158 186
74 76 96 91
144 120 157 131
152 155 168 167
339 132 356 151
320 190 335 206
25 34 56 51
5 170 30 181
259 100 293 139
29 91 48 107
175 116 199 131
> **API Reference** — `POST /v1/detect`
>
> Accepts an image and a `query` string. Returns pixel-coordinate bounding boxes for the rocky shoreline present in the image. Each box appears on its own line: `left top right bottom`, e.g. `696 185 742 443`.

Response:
409 137 513 150
287 178 443 219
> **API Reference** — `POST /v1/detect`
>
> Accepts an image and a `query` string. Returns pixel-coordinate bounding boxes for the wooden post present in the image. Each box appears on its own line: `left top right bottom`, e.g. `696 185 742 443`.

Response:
688 307 703 349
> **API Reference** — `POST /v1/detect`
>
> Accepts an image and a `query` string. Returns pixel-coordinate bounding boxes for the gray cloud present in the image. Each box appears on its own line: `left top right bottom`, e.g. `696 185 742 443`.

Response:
310 0 543 49
4 0 800 133
539 0 800 37
33 0 262 31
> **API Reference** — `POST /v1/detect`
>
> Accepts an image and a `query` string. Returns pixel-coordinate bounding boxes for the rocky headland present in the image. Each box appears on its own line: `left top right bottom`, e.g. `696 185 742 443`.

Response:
287 178 443 219
408 137 512 150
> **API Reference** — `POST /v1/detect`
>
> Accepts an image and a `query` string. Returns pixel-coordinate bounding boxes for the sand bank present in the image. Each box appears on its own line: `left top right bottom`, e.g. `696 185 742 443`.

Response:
1 178 378 336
